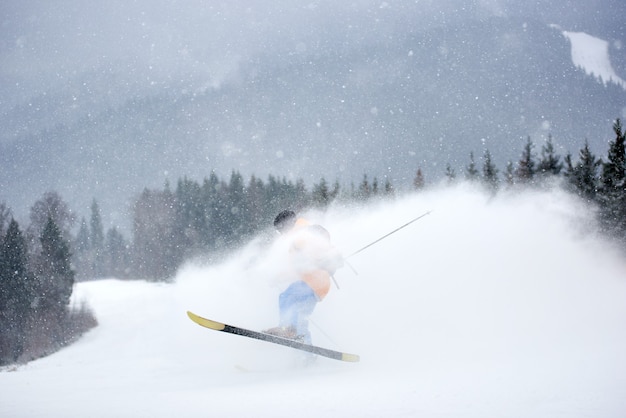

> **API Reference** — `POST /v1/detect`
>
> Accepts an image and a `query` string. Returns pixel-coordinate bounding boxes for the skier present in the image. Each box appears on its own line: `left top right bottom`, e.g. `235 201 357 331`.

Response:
264 210 343 344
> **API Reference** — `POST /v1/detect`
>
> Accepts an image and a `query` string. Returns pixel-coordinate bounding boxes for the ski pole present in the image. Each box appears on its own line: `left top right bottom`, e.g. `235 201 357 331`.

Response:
346 210 432 259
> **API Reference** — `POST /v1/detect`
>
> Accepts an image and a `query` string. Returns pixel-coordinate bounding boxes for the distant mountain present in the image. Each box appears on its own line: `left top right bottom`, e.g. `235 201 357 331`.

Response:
1 10 625 232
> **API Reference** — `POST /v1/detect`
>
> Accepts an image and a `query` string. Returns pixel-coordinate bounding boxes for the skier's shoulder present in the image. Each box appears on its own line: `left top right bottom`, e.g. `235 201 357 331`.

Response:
292 219 330 241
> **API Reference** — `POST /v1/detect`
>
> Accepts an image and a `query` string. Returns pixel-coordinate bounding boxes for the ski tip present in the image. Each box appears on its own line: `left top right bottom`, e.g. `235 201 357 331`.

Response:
342 353 360 362
186 311 226 331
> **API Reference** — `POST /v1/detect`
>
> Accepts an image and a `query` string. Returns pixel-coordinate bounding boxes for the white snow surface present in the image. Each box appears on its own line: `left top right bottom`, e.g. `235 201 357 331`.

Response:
2 185 626 417
561 29 626 90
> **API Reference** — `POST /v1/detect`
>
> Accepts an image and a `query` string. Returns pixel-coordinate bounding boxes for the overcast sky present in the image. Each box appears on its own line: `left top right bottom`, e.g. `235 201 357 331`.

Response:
2 0 623 110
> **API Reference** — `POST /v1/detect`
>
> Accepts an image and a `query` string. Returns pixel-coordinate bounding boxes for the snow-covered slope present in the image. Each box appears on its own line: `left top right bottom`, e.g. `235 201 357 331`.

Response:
2 185 626 417
557 27 626 90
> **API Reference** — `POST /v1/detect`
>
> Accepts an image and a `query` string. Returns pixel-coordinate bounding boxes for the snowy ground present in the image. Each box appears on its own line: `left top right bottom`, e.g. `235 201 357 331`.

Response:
2 184 626 417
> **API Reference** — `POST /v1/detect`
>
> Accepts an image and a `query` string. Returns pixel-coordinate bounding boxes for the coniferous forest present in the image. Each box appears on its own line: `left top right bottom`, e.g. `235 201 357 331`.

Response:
1 119 625 366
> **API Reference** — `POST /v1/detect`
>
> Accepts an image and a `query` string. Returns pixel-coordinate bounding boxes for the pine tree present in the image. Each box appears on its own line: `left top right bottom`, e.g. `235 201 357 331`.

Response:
312 177 331 208
245 175 266 236
599 119 626 237
89 200 105 277
225 170 246 244
28 192 75 245
90 200 104 252
75 218 90 254
537 134 563 177
25 217 76 350
465 152 479 181
413 169 425 190
0 203 11 240
445 164 456 184
294 178 309 209
481 149 499 191
516 137 536 183
383 178 394 197
103 227 130 279
564 141 601 203
372 177 380 196
357 174 371 200
504 161 515 186
36 217 75 314
175 177 208 255
0 219 32 363
131 188 179 280
331 180 341 200
601 119 625 190
201 172 221 251
72 218 92 281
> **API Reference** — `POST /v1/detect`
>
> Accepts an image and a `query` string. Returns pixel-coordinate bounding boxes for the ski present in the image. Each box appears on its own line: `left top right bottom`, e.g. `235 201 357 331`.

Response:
186 311 360 362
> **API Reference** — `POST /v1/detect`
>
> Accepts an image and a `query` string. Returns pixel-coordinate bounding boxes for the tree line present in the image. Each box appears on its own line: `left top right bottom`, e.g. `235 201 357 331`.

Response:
54 117 626 282
446 119 625 241
0 195 97 366
1 118 624 365
75 171 395 281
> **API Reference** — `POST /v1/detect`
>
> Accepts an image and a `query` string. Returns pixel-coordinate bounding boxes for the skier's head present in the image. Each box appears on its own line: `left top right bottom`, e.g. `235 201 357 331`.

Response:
274 210 296 234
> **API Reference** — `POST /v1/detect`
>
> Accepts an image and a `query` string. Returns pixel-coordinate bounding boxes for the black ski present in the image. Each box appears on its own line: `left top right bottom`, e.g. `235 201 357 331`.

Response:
186 311 359 362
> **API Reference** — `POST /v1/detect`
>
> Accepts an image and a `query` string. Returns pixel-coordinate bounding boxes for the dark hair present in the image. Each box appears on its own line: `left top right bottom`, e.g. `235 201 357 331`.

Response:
273 210 296 233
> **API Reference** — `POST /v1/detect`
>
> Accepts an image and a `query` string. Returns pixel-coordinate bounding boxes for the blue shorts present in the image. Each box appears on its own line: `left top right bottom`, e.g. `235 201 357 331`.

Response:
278 281 318 344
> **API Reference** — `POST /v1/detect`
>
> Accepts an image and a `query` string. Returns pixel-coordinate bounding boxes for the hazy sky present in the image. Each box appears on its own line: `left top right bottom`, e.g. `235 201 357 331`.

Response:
2 0 623 109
